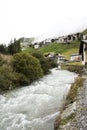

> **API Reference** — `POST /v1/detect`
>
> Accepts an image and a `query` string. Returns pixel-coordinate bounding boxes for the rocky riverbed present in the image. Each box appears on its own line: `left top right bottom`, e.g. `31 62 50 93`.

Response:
55 78 87 130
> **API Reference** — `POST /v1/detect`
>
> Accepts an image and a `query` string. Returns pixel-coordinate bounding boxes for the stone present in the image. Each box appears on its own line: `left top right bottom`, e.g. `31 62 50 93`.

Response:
61 102 76 119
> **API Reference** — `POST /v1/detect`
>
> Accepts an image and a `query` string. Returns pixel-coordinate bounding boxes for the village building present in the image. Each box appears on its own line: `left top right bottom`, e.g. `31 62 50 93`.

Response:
79 40 87 64
51 34 79 44
57 54 66 64
43 38 51 45
83 34 87 40
46 52 56 60
19 37 35 50
70 53 82 62
56 37 65 43
34 44 40 49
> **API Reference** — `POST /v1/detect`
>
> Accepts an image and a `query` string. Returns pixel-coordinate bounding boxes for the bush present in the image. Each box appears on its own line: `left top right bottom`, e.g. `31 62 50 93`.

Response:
13 72 30 86
0 55 5 66
63 65 84 75
11 53 43 83
0 66 29 91
47 59 58 68
0 66 13 90
31 52 51 74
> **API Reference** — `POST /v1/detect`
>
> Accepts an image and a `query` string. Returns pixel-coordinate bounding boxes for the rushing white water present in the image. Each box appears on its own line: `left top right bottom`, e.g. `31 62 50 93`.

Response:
0 69 77 130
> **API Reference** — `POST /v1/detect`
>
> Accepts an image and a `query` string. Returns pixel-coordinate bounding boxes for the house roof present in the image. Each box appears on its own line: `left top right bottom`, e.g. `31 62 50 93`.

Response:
82 40 87 44
71 53 80 56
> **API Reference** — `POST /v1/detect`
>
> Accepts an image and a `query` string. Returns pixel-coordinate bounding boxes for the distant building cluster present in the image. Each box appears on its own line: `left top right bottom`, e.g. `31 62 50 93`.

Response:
19 33 87 50
19 37 35 50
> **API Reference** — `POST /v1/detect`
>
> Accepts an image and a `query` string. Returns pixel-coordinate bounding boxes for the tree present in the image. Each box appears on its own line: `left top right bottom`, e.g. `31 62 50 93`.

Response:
0 44 7 54
8 39 21 55
11 52 43 83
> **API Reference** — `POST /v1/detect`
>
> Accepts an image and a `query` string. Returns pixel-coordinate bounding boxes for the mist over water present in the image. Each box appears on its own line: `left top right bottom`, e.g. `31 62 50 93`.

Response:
0 69 77 130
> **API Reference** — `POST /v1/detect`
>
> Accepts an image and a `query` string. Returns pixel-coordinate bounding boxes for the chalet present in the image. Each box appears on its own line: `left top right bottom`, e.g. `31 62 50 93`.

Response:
51 38 59 43
79 40 87 64
34 44 40 49
43 39 51 45
51 34 79 44
70 53 82 61
46 53 55 60
56 37 64 43
19 37 35 50
57 54 66 64
83 34 87 40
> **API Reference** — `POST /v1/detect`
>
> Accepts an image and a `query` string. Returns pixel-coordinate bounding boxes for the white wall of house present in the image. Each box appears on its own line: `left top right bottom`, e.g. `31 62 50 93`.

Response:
70 54 82 61
67 36 73 42
56 37 64 43
83 35 87 40
44 39 51 44
34 44 39 49
21 42 30 49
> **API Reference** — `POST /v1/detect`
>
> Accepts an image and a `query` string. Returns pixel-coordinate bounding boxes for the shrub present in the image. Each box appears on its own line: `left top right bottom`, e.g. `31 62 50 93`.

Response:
12 72 30 87
0 66 16 90
63 65 84 75
31 52 51 74
47 59 58 68
0 54 12 66
0 66 29 91
11 53 43 82
0 55 5 66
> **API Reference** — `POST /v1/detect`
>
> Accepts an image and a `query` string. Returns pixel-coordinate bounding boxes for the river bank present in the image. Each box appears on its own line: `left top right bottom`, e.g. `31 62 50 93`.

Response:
54 67 87 130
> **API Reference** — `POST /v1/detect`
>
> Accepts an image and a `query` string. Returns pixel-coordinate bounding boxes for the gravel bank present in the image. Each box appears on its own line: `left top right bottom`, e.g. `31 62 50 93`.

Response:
56 78 87 130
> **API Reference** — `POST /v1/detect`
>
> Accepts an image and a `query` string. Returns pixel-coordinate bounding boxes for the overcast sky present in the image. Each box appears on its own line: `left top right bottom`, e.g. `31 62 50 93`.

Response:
0 0 87 44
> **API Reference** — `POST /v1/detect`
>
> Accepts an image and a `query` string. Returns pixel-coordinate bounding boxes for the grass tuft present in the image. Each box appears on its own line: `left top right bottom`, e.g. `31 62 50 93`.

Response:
66 77 84 105
60 113 76 125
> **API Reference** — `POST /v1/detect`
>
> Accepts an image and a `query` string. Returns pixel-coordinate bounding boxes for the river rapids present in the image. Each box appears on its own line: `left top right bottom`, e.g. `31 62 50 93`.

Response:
0 69 77 130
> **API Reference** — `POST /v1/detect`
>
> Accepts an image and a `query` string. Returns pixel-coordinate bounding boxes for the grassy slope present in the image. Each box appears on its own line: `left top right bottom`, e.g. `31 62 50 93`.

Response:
24 40 80 60
39 40 80 60
23 47 36 53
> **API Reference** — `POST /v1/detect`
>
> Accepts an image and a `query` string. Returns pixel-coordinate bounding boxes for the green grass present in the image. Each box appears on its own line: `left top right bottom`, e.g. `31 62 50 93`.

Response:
63 48 79 59
39 40 80 53
39 40 80 59
23 47 37 53
66 77 84 104
62 64 84 74
24 40 80 61
22 47 43 56
60 113 76 125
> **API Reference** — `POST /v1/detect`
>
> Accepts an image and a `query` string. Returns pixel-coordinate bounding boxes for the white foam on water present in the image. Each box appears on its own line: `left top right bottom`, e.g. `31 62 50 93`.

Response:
0 69 77 130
